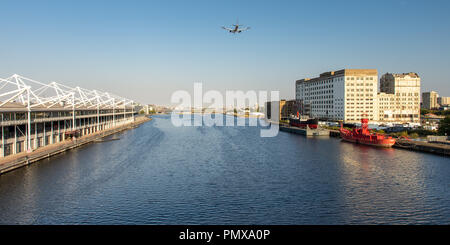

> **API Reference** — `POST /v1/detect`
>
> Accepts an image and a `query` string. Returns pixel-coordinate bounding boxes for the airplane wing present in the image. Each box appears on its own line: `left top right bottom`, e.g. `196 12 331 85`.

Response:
222 26 233 31
238 27 251 32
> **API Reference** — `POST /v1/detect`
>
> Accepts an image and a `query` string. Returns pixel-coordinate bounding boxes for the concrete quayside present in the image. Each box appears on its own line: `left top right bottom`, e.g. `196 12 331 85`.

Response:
279 125 330 136
325 129 450 156
267 118 449 156
0 116 151 175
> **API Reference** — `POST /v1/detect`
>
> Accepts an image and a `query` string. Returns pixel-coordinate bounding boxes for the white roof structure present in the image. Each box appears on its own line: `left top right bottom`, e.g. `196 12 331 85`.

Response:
0 74 134 112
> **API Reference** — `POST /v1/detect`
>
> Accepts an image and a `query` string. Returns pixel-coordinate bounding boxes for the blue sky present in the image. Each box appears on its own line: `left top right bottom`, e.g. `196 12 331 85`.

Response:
1 0 449 104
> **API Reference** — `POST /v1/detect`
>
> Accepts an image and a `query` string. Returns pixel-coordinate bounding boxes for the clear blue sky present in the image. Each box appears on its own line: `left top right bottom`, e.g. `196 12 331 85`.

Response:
1 0 449 104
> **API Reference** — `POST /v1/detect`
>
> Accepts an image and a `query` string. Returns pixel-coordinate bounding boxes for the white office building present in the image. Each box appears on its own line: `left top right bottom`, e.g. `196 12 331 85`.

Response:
295 69 378 123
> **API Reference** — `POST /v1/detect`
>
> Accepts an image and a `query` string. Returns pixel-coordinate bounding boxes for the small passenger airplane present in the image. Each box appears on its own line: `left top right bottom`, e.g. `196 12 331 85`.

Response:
222 19 250 34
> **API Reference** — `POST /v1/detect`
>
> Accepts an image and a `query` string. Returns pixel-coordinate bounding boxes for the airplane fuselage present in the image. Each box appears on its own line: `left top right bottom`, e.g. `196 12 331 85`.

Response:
222 21 249 34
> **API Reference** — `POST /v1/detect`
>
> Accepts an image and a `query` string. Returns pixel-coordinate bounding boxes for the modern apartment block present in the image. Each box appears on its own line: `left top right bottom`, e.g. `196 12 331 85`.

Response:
295 69 378 123
378 73 421 123
422 91 439 109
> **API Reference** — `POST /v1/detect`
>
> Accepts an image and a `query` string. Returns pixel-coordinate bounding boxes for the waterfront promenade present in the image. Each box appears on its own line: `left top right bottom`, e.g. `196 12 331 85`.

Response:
0 116 151 175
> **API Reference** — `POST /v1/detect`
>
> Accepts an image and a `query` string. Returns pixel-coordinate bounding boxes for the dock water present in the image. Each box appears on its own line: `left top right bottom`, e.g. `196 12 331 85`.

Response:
0 116 151 175
285 128 450 157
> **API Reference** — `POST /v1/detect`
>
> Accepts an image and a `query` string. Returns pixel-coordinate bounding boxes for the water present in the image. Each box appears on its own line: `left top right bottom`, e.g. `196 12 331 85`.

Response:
0 115 449 224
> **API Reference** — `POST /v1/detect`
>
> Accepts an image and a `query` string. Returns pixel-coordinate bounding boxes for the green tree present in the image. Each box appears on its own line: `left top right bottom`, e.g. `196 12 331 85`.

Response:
409 132 419 138
421 108 430 115
438 115 450 136
435 110 450 116
399 131 409 137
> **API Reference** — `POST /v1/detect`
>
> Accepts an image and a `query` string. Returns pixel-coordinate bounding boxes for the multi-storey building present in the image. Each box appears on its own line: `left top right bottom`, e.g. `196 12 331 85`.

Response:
265 99 298 121
295 69 378 123
422 91 439 110
437 96 450 106
378 73 421 123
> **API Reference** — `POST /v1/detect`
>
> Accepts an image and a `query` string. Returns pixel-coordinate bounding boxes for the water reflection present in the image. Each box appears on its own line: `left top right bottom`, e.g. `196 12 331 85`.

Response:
337 142 435 224
0 115 449 224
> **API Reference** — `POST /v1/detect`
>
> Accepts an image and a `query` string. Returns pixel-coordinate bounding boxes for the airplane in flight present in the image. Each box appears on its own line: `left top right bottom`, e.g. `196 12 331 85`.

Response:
222 19 250 34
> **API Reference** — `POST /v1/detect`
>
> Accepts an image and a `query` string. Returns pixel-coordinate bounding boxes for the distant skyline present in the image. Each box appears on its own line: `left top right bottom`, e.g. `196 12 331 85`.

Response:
1 0 450 105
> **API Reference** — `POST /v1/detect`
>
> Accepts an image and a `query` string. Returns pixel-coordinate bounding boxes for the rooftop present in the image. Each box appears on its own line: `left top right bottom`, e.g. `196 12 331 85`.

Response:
296 69 378 83
385 72 420 78
0 74 135 112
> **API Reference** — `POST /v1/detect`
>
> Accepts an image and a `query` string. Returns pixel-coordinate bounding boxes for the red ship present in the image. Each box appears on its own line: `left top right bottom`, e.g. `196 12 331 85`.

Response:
289 118 319 129
340 118 396 147
289 110 319 129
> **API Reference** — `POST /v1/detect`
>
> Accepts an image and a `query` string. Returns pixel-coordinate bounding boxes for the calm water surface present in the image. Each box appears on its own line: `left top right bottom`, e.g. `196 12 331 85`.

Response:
0 115 449 224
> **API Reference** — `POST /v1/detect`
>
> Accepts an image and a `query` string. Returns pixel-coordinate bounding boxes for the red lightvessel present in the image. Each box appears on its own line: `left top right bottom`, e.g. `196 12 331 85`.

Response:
340 117 396 147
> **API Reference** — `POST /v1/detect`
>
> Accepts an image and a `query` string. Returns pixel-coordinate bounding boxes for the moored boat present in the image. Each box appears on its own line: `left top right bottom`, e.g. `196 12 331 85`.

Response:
340 118 396 147
289 117 319 129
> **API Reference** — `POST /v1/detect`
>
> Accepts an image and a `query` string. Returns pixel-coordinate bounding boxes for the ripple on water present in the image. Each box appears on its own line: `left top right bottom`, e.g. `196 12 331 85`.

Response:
0 115 449 224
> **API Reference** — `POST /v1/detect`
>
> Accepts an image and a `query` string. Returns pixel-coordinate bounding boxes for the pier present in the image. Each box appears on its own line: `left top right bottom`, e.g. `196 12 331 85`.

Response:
283 127 450 156
280 125 330 136
328 129 449 156
393 139 450 156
